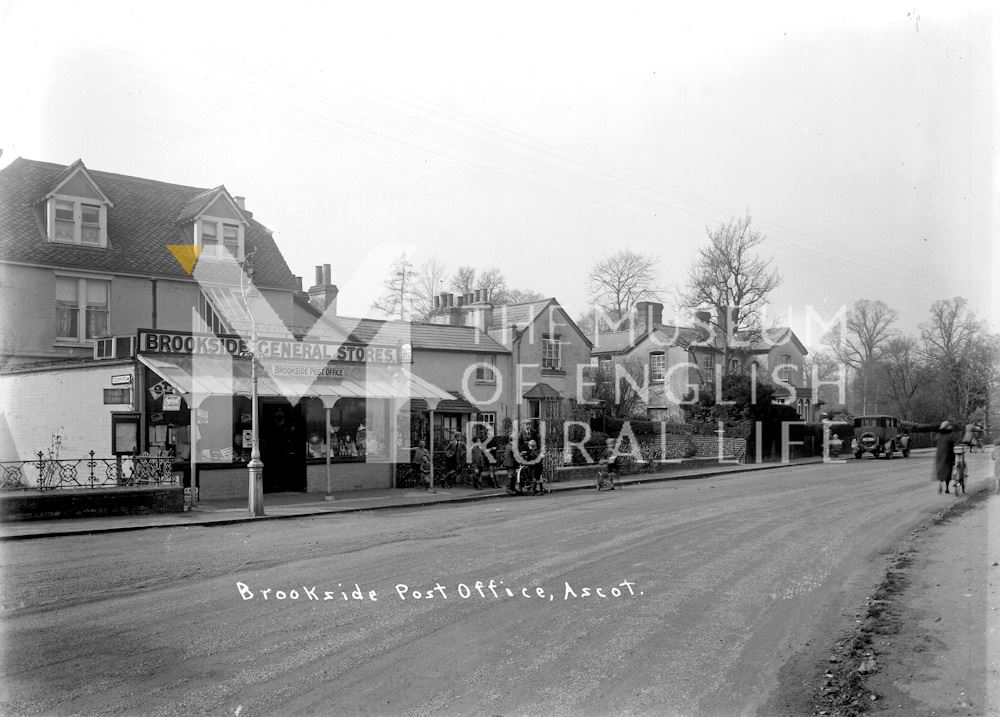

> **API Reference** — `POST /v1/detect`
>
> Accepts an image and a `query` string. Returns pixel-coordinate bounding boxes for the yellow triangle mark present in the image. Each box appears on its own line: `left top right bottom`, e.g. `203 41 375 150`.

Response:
167 244 203 275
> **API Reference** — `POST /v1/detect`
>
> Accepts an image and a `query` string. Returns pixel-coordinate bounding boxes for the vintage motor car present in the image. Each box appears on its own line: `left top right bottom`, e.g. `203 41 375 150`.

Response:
852 415 911 459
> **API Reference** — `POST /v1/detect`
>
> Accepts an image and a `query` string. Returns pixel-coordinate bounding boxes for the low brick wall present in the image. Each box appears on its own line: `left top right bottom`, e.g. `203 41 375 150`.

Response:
0 486 185 522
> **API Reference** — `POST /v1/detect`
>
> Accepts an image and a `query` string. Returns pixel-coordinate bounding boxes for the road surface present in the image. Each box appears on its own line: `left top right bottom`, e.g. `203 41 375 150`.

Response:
1 451 993 716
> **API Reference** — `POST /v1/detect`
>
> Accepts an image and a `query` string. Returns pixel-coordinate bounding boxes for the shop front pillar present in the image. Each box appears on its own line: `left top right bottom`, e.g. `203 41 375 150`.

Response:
320 395 342 501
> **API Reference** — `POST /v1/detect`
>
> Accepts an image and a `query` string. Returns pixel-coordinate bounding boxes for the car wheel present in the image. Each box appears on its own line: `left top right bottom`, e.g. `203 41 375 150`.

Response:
854 451 863 459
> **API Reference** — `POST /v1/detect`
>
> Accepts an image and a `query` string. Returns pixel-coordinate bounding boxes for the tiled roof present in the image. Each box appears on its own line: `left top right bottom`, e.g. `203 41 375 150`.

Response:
175 186 230 224
295 303 510 353
732 327 805 353
589 330 636 353
523 382 561 399
486 299 554 331
485 297 593 348
591 324 709 354
0 157 298 290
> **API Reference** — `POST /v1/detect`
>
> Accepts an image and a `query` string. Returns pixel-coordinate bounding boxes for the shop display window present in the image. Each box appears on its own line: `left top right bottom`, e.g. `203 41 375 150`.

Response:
302 397 390 462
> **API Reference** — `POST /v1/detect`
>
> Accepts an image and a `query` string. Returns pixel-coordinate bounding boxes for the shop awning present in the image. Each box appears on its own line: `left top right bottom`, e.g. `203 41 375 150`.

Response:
137 354 452 409
401 390 478 414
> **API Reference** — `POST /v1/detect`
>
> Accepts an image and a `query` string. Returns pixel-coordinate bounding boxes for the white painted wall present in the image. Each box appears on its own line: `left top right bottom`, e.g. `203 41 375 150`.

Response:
0 362 134 463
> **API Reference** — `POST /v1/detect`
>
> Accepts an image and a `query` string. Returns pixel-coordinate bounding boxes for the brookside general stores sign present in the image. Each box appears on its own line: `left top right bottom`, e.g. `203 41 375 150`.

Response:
137 330 405 365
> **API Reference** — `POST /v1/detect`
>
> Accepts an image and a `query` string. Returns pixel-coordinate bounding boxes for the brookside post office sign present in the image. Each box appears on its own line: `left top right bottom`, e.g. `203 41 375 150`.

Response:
137 330 404 365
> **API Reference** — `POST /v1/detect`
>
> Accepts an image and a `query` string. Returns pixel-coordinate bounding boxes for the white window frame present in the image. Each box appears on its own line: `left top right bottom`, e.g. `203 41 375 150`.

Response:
475 354 497 384
196 216 245 261
650 352 666 382
781 354 792 382
729 357 740 374
701 353 716 383
55 274 111 344
46 195 108 247
542 333 562 370
598 356 612 376
477 412 496 437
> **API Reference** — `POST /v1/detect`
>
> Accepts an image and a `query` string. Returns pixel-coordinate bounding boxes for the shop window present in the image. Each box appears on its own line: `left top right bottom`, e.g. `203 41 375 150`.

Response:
303 397 389 461
56 276 110 343
650 352 666 382
542 334 561 370
48 197 107 246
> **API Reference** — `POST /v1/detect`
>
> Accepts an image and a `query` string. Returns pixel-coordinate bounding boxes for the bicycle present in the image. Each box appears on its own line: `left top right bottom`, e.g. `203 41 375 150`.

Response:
951 443 967 495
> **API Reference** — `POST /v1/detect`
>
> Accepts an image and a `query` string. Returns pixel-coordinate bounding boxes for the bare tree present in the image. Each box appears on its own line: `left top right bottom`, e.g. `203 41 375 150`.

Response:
824 299 898 415
450 266 477 295
920 297 996 420
503 287 547 304
803 349 847 415
409 256 449 321
476 266 507 302
878 335 926 420
587 249 661 331
679 212 781 364
592 356 647 418
370 253 416 321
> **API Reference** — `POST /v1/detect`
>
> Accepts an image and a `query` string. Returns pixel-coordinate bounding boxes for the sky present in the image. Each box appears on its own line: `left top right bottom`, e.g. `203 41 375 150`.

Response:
1 0 996 348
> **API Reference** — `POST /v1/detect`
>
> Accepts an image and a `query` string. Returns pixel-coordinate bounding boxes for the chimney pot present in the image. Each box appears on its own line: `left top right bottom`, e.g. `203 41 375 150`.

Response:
434 296 441 309
323 264 332 285
457 295 465 307
314 266 324 286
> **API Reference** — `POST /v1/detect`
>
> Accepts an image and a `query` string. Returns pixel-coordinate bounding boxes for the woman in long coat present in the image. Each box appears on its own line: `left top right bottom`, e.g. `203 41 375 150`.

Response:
934 421 957 493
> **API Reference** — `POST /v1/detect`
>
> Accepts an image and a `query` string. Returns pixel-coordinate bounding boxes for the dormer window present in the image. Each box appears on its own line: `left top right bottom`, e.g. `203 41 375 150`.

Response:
42 161 112 247
47 197 108 246
197 218 244 261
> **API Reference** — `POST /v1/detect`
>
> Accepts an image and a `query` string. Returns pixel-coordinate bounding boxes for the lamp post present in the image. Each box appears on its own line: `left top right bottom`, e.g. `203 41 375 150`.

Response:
240 251 265 517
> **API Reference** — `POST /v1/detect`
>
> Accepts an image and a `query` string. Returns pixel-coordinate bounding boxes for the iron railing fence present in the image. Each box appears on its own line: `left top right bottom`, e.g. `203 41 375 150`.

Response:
0 452 178 491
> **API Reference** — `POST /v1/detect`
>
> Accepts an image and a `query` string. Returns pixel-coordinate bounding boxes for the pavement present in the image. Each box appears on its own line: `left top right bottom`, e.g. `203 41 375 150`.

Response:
0 456 830 541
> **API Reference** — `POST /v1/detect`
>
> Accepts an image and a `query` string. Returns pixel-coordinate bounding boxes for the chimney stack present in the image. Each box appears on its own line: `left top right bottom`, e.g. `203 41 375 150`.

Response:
233 196 246 210
307 263 338 315
634 301 663 336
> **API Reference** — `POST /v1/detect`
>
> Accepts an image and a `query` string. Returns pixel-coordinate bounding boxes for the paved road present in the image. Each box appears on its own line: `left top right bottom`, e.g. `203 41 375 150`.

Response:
0 451 993 716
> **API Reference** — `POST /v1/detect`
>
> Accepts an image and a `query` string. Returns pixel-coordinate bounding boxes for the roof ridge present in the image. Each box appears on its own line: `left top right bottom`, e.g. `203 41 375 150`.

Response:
12 157 214 194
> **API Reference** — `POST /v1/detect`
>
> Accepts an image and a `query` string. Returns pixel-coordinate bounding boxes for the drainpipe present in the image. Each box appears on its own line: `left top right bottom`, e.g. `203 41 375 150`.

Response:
150 278 158 329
